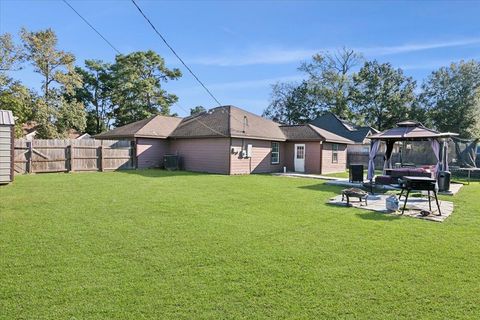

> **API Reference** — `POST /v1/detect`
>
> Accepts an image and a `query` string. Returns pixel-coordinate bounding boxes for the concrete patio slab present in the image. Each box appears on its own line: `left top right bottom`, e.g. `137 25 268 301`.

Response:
272 173 464 196
328 194 454 222
271 172 340 180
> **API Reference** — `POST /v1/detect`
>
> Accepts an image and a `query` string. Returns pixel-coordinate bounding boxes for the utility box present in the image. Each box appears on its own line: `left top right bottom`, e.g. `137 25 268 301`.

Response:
163 154 179 171
246 144 253 158
0 110 14 185
437 171 451 192
349 164 364 183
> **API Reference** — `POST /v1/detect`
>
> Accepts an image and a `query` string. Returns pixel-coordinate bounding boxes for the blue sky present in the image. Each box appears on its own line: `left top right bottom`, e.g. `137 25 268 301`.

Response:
1 0 480 116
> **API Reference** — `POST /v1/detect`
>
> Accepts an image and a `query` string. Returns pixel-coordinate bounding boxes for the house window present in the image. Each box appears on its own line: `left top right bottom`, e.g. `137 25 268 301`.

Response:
271 142 280 164
332 144 339 163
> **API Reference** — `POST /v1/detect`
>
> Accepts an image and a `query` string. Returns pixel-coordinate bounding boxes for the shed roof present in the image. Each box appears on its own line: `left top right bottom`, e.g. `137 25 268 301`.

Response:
368 121 458 140
0 110 14 125
280 124 354 144
95 115 182 139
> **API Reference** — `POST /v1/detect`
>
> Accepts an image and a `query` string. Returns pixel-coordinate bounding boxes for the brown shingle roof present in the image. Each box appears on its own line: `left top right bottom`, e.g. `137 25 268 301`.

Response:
280 124 354 144
94 106 354 144
95 115 182 139
229 106 285 141
170 106 286 141
170 108 230 138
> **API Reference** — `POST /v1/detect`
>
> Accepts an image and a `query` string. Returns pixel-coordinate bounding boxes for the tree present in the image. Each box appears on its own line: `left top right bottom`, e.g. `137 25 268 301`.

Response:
264 48 362 124
20 28 86 138
0 80 35 137
420 60 480 138
263 81 320 124
75 60 114 134
0 33 25 85
190 105 206 115
299 47 363 120
110 50 181 126
0 33 32 136
350 60 417 131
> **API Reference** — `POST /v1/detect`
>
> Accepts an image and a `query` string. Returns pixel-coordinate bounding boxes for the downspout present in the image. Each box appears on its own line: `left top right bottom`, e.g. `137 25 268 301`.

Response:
228 106 232 175
10 124 14 182
228 137 232 175
319 141 323 174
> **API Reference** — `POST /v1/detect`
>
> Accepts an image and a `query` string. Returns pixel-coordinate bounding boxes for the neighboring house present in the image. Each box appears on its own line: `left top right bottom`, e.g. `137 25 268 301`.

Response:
310 112 378 154
96 105 353 174
22 122 90 140
22 121 37 140
66 129 92 140
76 133 92 140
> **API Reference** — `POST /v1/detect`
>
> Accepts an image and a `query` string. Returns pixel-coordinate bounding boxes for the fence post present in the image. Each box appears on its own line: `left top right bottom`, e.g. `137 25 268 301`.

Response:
26 140 33 174
131 140 137 169
99 142 104 172
68 144 75 172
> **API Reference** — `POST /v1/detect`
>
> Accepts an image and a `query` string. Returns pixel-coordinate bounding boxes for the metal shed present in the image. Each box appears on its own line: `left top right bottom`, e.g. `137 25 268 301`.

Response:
0 110 15 184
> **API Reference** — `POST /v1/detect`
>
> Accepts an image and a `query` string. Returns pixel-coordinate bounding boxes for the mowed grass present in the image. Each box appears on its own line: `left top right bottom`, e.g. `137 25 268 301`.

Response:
1 170 480 319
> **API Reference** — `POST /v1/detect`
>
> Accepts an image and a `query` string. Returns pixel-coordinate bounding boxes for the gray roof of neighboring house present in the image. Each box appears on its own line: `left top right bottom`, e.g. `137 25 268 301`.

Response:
0 110 15 125
280 124 354 144
310 112 378 144
95 115 183 139
170 105 286 141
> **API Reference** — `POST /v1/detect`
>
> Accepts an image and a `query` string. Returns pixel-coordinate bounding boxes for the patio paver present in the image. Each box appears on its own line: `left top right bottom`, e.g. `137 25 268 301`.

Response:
328 194 454 222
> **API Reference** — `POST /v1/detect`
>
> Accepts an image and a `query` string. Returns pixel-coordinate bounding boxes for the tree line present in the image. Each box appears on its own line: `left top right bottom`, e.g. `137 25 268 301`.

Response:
263 48 480 138
0 28 182 138
2 29 479 139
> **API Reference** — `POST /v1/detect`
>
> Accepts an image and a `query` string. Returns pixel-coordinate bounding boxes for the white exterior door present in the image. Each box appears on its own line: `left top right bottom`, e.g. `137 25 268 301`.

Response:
294 144 305 172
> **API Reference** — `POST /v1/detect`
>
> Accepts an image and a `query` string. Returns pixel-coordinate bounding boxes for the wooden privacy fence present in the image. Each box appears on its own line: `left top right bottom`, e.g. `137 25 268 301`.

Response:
14 139 136 174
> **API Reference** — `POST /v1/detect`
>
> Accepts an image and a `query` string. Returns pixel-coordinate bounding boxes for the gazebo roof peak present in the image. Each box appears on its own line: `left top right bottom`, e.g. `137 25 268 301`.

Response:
397 120 423 127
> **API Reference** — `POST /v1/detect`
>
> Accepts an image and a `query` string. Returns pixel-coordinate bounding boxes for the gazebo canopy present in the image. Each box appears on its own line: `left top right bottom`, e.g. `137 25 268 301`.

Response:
367 121 458 141
366 121 458 180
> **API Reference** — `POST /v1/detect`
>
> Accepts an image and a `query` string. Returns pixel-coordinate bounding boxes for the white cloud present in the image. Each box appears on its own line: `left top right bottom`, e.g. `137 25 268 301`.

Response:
188 47 320 67
188 38 480 67
208 75 303 90
360 38 480 56
401 55 480 70
175 74 303 95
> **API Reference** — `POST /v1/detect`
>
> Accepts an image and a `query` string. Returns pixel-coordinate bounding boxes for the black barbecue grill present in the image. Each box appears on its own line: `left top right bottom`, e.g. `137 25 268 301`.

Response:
400 176 441 215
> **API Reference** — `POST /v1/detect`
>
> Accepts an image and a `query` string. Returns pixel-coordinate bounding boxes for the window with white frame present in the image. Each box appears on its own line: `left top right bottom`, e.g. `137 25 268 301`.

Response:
271 142 280 164
332 144 339 163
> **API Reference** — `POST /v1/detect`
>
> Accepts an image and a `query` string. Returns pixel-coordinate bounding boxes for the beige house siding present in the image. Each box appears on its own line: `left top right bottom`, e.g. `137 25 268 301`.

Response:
284 141 322 174
136 138 169 169
169 138 230 174
229 138 285 174
321 142 347 174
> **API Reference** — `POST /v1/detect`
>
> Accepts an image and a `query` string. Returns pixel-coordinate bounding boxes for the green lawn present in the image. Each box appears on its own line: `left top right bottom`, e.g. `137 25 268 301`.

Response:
1 170 479 319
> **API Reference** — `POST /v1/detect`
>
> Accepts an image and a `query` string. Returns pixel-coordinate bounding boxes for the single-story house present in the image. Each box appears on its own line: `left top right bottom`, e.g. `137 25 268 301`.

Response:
310 112 378 154
96 105 353 174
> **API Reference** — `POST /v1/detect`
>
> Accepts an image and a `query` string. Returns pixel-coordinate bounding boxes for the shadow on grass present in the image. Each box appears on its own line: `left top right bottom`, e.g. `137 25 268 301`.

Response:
114 168 210 178
298 183 345 194
324 202 401 221
355 211 401 221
